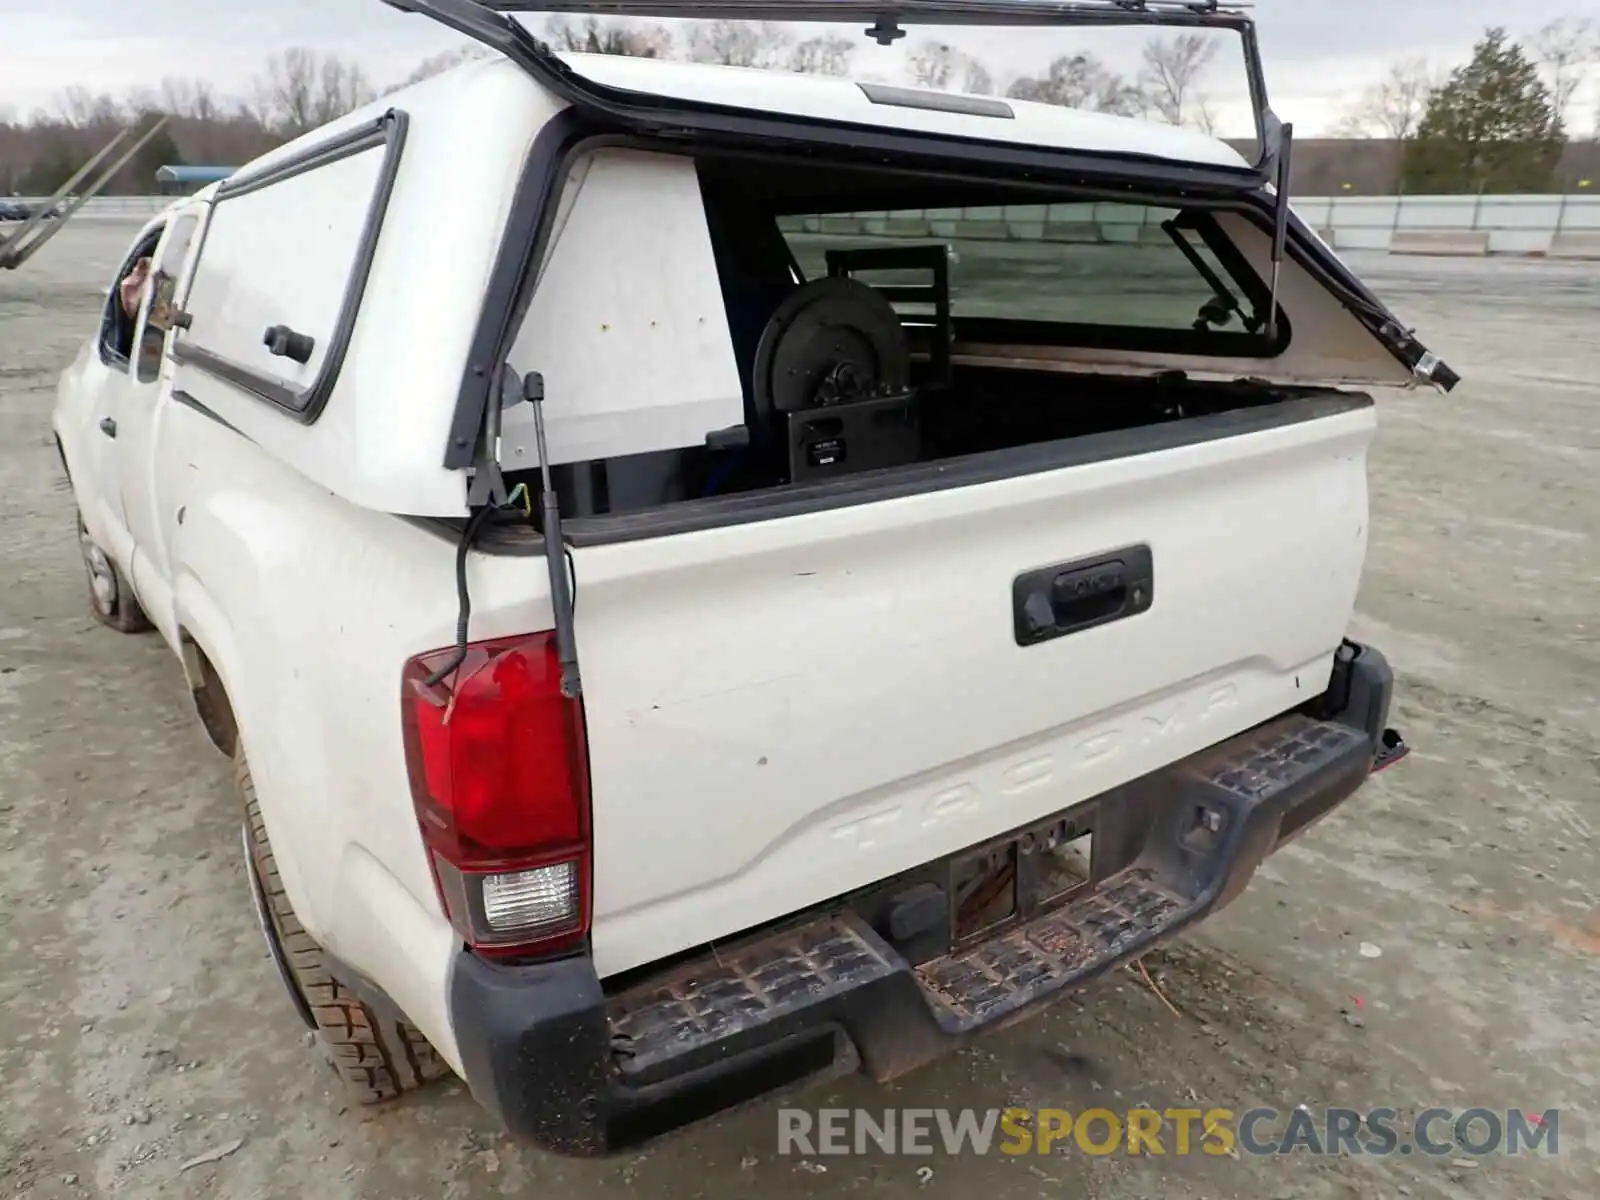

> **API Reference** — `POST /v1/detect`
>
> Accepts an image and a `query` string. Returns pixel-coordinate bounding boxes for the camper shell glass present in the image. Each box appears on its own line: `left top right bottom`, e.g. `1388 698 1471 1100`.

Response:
396 0 1278 174
169 109 409 424
775 200 1285 357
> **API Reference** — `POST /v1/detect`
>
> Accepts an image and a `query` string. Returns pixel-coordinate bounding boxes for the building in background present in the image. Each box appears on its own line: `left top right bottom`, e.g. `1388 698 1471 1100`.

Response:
155 164 234 195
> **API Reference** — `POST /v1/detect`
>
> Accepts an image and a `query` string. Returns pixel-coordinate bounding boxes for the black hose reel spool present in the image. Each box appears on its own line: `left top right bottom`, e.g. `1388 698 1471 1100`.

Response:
750 276 921 483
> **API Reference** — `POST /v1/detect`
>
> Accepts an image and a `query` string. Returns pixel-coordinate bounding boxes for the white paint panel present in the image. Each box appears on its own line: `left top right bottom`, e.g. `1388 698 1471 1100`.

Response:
505 148 745 465
184 144 387 388
577 404 1377 978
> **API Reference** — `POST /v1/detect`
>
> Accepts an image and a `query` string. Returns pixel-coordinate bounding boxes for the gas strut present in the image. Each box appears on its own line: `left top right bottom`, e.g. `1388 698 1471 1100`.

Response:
524 371 582 700
1265 121 1295 344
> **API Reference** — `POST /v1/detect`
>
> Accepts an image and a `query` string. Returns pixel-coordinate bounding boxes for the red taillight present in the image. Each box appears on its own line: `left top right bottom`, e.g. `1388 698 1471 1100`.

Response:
401 632 591 958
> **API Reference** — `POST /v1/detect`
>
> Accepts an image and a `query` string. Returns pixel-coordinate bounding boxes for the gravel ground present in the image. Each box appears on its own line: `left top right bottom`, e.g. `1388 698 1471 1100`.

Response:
1 224 1597 1200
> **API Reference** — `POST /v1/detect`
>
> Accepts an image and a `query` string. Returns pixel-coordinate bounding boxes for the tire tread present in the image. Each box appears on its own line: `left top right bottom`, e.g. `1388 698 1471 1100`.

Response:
235 747 449 1104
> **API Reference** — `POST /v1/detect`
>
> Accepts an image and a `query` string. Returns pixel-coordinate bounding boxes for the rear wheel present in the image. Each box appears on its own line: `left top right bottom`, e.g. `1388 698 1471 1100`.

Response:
235 745 450 1104
77 511 151 633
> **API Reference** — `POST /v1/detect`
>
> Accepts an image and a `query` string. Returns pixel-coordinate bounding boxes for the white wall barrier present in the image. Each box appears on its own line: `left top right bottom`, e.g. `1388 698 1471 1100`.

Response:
782 194 1600 260
1292 194 1600 257
8 195 173 219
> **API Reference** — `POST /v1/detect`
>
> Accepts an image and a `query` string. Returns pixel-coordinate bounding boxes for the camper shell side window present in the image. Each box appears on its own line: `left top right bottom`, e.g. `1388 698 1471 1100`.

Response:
134 212 203 384
169 109 409 424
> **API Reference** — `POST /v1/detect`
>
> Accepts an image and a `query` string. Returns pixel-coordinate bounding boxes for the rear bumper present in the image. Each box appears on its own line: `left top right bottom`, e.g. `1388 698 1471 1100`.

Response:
447 639 1404 1157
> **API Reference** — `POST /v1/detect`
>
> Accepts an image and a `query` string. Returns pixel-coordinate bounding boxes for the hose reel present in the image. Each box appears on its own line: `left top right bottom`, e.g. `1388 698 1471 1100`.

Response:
750 275 919 482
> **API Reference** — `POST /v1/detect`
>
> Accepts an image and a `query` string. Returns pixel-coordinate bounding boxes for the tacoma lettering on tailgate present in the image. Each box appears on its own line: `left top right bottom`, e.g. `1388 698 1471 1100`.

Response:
829 683 1239 851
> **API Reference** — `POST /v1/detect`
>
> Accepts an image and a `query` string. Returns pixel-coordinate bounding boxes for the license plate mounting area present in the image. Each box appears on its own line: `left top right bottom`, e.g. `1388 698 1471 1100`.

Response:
950 811 1096 952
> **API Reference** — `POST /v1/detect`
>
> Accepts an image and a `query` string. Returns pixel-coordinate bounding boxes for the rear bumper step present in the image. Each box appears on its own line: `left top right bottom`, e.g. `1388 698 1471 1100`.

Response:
448 641 1402 1157
916 865 1186 1033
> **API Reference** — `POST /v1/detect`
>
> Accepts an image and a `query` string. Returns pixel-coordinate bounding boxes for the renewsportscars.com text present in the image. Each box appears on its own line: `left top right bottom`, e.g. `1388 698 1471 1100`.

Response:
777 1106 1560 1159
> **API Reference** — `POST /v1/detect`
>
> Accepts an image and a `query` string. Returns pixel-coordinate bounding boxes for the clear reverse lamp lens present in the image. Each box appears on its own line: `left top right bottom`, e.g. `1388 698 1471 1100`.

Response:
481 861 578 934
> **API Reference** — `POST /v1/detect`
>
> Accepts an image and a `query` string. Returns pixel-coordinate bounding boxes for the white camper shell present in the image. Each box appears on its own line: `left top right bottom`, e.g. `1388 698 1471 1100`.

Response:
46 0 1448 1157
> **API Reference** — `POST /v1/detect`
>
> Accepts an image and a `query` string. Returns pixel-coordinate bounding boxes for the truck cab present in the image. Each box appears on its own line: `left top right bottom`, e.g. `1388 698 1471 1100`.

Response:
41 0 1445 1157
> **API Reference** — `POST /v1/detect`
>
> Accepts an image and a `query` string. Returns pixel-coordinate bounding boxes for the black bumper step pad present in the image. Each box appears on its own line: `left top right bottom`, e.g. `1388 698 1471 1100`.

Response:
916 868 1185 1032
1197 716 1369 802
915 717 1369 1033
607 918 897 1079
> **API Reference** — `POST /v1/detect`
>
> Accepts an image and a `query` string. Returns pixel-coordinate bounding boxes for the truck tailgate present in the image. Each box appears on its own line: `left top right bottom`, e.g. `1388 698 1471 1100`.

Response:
570 397 1375 978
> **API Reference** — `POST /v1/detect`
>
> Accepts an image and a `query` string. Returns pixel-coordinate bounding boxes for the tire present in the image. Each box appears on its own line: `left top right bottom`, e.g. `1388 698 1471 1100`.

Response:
77 510 152 633
235 745 450 1104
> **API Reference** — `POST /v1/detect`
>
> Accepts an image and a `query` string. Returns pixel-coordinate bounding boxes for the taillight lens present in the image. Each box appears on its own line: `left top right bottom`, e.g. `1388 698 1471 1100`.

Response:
401 632 590 958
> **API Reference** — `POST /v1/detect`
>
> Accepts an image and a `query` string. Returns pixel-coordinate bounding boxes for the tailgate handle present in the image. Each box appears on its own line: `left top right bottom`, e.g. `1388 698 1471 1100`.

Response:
1053 562 1129 624
1013 545 1154 647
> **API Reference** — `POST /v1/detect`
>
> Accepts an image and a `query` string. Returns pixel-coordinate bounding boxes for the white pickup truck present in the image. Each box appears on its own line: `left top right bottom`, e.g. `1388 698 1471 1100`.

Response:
28 0 1450 1157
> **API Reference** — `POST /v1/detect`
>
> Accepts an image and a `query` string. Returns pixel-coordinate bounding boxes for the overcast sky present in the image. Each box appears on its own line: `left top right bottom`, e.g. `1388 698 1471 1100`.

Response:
0 0 1596 136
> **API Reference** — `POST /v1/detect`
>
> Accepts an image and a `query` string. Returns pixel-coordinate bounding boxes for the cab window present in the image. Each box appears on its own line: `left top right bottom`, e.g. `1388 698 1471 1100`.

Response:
135 214 200 383
98 226 164 371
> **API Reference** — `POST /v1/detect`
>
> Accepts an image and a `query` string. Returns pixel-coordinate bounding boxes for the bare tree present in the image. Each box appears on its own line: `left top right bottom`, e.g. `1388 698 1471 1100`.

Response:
544 15 674 58
906 40 994 94
123 86 162 118
1008 53 1142 116
1334 58 1435 140
686 20 791 68
1532 17 1596 129
908 41 960 89
158 76 221 123
159 76 194 118
193 80 221 125
964 58 995 96
1139 33 1218 127
253 49 374 136
53 86 120 129
788 35 855 77
314 55 377 125
258 49 317 133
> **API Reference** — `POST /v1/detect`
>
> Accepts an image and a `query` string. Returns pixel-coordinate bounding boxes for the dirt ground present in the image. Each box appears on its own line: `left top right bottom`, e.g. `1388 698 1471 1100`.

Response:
1 223 1596 1200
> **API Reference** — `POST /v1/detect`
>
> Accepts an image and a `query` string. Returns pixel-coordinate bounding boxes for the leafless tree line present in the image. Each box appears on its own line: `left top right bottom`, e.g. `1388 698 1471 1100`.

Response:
39 50 379 138
1337 16 1599 140
45 13 1599 194
5 17 1233 132
3 20 1244 194
0 49 383 193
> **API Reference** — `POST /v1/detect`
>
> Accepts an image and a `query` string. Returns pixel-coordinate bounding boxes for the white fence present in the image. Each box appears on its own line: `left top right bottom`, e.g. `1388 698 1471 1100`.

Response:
13 192 1600 258
8 195 174 219
1295 194 1600 257
784 193 1600 260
